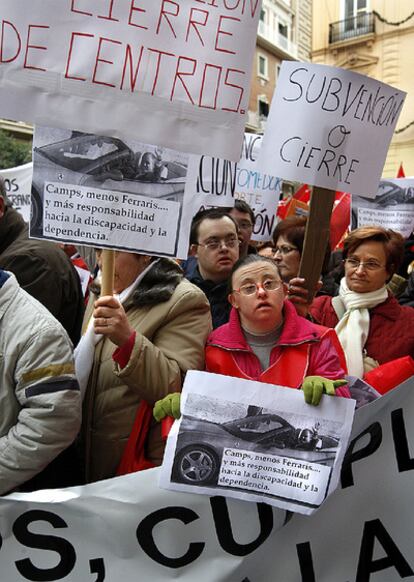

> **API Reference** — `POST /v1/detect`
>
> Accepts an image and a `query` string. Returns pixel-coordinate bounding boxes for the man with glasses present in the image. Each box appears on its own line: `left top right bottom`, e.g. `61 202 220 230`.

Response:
223 200 256 258
188 208 239 328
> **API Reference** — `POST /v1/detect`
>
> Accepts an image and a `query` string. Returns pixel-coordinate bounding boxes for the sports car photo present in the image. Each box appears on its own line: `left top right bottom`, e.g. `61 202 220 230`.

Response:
172 413 339 487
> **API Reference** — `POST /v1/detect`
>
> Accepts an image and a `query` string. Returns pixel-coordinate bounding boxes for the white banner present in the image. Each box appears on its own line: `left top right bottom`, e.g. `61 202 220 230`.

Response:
0 162 33 222
259 62 406 197
1 379 414 581
351 178 414 237
0 0 260 160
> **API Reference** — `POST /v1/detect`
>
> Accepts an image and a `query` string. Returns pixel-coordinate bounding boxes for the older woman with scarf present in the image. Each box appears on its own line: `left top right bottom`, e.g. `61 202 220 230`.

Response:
75 251 211 483
309 227 414 379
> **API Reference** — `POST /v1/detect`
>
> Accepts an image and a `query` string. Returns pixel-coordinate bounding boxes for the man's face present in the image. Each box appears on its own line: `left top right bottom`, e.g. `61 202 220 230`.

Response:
141 153 155 173
229 208 254 258
194 217 239 283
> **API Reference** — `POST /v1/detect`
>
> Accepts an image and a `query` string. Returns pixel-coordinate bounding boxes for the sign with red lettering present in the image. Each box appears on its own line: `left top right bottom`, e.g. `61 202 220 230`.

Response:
0 0 260 160
259 62 406 197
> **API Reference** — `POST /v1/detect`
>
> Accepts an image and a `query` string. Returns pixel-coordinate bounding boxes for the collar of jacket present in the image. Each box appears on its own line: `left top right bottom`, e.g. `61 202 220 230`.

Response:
91 257 184 307
207 299 320 350
190 266 228 293
0 207 27 254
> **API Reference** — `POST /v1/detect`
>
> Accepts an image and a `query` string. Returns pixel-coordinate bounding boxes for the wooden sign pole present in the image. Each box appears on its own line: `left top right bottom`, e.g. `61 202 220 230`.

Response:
298 186 336 301
101 249 115 296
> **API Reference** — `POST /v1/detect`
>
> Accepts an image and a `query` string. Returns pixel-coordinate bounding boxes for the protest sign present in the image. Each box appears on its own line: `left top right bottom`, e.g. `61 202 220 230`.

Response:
259 62 406 197
351 178 414 237
159 371 355 515
1 379 414 581
179 133 281 247
0 162 33 222
0 0 260 160
31 126 190 257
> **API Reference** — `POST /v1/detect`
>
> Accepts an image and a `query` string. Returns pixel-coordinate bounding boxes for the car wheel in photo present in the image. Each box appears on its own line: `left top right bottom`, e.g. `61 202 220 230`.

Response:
172 445 219 486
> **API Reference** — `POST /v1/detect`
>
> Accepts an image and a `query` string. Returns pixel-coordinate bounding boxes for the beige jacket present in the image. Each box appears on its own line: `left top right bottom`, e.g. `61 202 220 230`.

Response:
81 259 212 483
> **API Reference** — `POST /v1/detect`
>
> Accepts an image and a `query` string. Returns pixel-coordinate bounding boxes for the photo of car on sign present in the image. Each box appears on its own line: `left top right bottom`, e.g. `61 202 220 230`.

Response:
31 127 188 238
172 400 341 488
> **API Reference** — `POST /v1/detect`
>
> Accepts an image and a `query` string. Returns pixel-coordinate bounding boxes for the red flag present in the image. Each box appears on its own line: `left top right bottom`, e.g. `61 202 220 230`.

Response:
330 193 351 250
397 163 405 178
293 184 311 203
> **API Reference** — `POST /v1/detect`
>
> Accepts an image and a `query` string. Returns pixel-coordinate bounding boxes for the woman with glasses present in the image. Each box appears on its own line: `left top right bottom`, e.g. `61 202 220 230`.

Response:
204 254 349 403
309 226 414 377
154 255 349 423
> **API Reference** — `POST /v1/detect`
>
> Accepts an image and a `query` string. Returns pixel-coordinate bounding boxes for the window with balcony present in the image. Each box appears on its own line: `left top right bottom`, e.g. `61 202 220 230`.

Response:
329 1 374 44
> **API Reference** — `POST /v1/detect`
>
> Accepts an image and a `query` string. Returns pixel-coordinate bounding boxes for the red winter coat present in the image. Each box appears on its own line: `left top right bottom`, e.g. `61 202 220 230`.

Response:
206 300 350 397
310 293 414 365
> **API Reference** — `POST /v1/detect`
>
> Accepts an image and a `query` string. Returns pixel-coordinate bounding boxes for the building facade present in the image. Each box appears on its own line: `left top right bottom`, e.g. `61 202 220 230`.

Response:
312 0 414 177
247 0 313 133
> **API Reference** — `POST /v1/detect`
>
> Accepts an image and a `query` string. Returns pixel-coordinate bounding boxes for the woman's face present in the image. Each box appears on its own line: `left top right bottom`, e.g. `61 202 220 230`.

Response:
97 251 149 293
344 240 390 293
273 235 301 283
229 261 286 333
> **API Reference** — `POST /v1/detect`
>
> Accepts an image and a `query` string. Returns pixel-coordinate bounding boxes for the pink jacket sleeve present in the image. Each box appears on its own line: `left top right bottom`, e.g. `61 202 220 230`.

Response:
308 336 351 398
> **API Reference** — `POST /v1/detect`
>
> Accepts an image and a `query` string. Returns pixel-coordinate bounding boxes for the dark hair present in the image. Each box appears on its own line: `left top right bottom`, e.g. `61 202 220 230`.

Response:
222 199 255 225
189 208 238 245
272 215 332 275
0 176 11 207
343 226 404 276
228 254 281 293
272 216 307 253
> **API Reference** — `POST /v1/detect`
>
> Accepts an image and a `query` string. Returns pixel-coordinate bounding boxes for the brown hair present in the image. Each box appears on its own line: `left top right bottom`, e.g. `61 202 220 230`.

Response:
343 226 404 276
272 216 307 253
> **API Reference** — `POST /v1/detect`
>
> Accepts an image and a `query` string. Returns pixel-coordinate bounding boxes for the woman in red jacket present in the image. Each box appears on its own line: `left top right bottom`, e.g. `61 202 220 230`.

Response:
154 255 349 422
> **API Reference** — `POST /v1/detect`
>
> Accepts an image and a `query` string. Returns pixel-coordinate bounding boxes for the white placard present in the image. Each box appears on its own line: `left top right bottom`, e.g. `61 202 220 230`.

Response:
351 178 414 237
0 379 413 581
259 62 406 197
159 370 355 515
178 133 281 251
0 162 33 222
31 126 189 257
0 0 260 160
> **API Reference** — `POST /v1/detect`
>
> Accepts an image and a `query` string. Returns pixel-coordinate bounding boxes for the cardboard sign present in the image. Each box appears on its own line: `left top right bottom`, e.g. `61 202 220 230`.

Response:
259 62 406 197
0 0 260 160
0 162 33 222
351 178 414 237
0 380 413 581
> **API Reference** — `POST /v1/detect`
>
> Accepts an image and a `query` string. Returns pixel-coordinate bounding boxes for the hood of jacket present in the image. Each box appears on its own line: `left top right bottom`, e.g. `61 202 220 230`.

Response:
91 257 184 307
207 299 320 350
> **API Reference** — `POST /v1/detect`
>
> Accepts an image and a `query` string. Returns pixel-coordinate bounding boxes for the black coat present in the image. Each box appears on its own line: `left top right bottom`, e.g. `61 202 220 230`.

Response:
0 207 84 346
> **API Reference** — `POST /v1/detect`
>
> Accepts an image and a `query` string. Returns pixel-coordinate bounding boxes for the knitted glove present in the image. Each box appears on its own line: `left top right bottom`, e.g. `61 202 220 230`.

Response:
301 376 348 406
153 393 181 422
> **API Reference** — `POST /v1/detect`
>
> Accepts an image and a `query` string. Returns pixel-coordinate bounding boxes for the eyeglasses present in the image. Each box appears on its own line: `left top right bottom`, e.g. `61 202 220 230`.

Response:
273 244 298 256
233 278 282 296
344 258 385 271
196 236 239 251
237 221 253 231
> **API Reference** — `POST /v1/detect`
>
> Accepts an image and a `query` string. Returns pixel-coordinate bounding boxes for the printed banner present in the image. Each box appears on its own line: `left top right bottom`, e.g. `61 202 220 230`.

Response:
0 379 413 581
351 178 414 237
259 62 406 197
0 162 33 222
0 0 260 160
160 371 355 515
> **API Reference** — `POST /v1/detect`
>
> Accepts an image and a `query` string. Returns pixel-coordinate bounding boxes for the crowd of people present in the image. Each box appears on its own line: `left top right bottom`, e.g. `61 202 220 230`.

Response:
1 174 414 495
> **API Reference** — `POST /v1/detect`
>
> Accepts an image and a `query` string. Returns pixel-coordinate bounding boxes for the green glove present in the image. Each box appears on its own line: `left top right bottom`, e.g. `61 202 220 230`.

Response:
153 393 181 422
301 376 348 406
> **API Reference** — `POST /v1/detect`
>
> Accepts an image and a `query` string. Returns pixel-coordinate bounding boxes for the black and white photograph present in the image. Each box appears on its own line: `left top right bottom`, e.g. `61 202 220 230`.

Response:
31 126 189 256
351 178 414 237
346 376 380 409
171 394 341 495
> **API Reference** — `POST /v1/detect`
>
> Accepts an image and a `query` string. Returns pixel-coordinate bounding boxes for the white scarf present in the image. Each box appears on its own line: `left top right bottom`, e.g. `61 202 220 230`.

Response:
74 260 158 398
334 278 388 378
